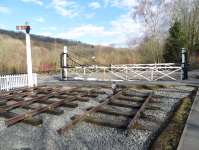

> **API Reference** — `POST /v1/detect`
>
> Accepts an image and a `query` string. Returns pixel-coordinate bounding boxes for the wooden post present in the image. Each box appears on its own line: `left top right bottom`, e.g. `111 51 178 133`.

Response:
26 29 33 87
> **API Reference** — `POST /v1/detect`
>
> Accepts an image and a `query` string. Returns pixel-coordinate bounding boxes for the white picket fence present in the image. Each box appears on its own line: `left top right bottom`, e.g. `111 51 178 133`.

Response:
0 73 37 91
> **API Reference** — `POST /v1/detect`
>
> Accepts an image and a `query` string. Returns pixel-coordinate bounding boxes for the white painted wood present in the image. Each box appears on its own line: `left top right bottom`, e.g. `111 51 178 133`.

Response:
26 32 33 87
0 73 37 91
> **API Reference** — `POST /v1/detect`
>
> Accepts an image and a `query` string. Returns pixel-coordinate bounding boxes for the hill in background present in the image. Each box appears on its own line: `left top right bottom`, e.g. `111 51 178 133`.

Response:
0 29 136 75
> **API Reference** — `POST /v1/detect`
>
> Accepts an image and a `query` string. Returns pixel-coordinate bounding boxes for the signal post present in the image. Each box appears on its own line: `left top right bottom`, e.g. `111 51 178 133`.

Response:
16 22 33 87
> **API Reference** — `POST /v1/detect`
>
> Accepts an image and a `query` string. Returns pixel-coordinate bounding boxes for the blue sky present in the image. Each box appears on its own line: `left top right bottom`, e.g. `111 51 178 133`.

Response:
0 0 142 47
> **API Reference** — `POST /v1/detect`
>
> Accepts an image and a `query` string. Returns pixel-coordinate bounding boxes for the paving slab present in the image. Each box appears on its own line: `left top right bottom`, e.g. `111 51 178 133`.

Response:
177 89 199 150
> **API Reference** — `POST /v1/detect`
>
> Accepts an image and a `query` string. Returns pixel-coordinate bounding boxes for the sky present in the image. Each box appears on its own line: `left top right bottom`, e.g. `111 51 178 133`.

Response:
0 0 142 47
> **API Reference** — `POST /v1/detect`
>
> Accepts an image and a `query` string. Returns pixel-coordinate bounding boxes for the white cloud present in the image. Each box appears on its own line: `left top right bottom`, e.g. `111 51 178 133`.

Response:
110 0 119 7
0 6 11 14
103 0 136 9
56 24 104 38
21 0 43 6
86 12 95 18
46 0 79 18
88 2 101 9
55 11 143 46
41 27 47 30
51 27 57 30
104 0 110 8
38 32 52 36
35 16 44 22
1 24 6 28
48 0 76 7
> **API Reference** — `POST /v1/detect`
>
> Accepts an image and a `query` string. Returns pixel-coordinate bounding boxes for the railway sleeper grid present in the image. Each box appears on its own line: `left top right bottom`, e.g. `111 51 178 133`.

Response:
0 85 163 134
60 89 162 134
0 85 101 126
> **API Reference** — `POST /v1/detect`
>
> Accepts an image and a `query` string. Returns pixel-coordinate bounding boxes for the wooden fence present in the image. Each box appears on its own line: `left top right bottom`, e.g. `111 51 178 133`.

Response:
0 73 37 91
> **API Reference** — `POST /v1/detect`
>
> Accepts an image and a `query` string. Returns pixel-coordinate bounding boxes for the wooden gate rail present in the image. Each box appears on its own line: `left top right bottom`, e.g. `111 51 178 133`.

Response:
0 85 47 96
127 90 154 133
0 87 80 113
60 88 128 134
0 86 63 101
4 87 101 126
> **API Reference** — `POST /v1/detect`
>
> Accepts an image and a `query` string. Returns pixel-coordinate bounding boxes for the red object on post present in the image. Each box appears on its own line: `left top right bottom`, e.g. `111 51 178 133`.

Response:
16 26 27 30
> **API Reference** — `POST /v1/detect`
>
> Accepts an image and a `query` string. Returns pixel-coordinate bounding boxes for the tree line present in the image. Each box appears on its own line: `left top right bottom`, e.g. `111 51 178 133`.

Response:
127 0 199 64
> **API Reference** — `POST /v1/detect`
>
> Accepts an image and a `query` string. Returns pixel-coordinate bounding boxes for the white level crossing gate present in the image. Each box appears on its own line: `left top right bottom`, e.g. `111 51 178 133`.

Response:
60 46 186 81
64 63 181 81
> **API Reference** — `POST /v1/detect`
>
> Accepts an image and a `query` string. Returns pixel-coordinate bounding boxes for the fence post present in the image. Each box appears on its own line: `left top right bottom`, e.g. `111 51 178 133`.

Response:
6 75 9 91
151 68 153 81
126 67 128 81
84 67 86 81
104 68 105 80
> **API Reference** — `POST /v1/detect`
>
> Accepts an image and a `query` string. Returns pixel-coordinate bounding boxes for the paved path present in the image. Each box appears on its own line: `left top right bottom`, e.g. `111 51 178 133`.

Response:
37 74 199 87
37 69 199 150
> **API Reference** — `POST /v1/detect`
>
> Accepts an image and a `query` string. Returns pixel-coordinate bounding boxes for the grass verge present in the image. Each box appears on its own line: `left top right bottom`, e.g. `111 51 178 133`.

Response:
148 87 197 150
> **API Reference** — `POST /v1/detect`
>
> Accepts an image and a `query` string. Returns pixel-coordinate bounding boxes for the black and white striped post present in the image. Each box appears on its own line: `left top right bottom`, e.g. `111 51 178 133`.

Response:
60 46 67 80
181 48 188 80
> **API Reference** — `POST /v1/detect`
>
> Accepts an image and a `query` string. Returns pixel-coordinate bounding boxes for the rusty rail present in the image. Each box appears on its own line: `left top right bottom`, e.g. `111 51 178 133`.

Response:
0 87 80 113
0 85 47 96
0 86 63 101
60 88 128 134
127 90 154 133
4 87 101 126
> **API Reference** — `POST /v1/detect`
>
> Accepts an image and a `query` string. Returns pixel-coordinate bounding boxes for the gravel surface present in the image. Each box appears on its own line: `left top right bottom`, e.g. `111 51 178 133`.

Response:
0 86 195 150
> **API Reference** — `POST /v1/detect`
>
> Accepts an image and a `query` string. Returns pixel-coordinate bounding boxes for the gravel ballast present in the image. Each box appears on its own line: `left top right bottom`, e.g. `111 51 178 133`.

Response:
0 86 195 150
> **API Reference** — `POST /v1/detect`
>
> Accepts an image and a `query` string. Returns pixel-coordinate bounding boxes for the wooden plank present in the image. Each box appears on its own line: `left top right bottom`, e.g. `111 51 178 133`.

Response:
71 115 128 129
66 93 98 97
87 107 156 119
122 92 163 98
76 90 105 94
99 100 160 110
0 111 42 126
21 105 64 115
117 96 162 103
60 88 127 134
4 88 101 126
0 87 80 112
127 90 154 133
0 102 7 107
0 85 47 96
37 99 78 108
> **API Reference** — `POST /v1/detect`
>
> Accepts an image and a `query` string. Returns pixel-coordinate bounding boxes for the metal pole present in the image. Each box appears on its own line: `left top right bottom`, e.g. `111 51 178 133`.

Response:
26 29 33 87
181 48 185 80
64 46 67 80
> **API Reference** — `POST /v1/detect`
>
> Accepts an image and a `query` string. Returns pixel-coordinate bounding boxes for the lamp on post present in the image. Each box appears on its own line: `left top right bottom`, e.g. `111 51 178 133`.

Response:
92 45 95 66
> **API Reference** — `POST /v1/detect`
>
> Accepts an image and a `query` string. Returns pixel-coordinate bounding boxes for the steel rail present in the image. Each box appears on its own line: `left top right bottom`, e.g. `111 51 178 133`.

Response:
0 85 47 95
0 86 63 101
60 88 127 134
4 87 101 126
127 90 154 133
0 87 80 113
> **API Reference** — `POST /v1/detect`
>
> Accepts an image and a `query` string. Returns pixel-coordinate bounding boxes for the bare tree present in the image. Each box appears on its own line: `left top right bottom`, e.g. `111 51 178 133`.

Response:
132 0 170 63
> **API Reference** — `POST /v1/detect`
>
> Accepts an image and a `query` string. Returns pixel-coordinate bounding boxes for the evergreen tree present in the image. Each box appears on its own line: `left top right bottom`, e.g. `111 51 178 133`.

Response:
164 21 187 62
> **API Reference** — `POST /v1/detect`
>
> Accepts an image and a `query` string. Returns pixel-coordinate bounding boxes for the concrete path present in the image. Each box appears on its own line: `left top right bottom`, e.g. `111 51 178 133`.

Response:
177 90 199 150
37 74 199 87
37 69 199 150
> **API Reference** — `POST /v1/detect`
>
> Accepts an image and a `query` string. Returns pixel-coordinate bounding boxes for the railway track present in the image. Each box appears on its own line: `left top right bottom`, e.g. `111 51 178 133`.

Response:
0 85 163 134
0 85 102 126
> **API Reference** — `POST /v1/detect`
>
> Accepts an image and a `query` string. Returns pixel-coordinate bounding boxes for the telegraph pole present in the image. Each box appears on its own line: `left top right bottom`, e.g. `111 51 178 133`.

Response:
92 45 95 66
16 22 33 87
